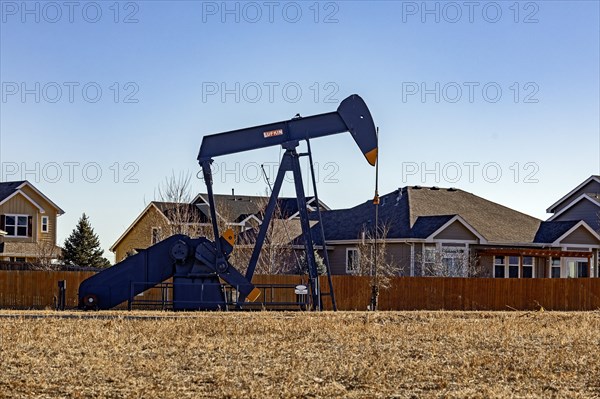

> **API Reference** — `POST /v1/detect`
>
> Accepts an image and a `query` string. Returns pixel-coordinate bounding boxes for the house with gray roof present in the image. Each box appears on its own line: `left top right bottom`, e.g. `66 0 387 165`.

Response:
312 186 600 278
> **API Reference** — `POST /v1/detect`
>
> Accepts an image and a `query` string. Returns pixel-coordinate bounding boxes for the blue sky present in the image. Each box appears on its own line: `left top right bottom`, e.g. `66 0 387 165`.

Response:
1 1 599 261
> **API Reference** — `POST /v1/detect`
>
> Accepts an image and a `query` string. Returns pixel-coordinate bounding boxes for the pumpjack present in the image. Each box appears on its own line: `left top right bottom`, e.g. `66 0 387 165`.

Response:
78 94 377 310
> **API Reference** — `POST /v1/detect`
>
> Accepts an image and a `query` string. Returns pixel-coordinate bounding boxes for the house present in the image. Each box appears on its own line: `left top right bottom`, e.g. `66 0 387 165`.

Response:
311 186 600 278
546 175 600 231
0 180 64 262
110 193 329 263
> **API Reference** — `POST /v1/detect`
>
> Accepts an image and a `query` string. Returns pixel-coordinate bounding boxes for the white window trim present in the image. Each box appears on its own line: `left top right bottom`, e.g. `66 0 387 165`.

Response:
4 214 29 238
41 216 49 233
410 243 415 276
549 257 562 278
522 256 535 278
561 246 592 278
494 255 535 279
345 247 359 274
563 257 590 278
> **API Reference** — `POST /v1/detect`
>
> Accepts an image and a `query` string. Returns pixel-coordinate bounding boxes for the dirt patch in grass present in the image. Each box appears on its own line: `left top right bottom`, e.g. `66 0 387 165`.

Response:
0 311 599 398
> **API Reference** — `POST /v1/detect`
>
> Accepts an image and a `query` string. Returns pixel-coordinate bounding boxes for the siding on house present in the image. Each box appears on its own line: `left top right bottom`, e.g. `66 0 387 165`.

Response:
477 255 493 278
433 221 478 241
113 206 170 262
560 226 599 245
551 179 600 214
386 243 412 276
0 195 38 244
327 245 352 275
0 189 59 246
324 242 412 276
553 200 600 231
535 257 548 278
19 185 59 244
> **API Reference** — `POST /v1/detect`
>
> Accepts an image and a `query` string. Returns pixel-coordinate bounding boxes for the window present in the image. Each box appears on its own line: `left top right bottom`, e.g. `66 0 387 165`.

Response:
5 215 29 237
494 256 505 278
566 259 589 278
442 247 466 277
551 258 561 278
577 262 589 278
41 216 49 233
508 256 519 278
151 227 162 245
495 256 535 278
522 257 534 278
346 248 360 273
422 245 436 276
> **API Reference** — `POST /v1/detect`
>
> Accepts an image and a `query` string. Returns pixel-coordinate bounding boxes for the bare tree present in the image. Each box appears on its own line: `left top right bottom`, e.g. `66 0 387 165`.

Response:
30 241 62 270
154 171 203 238
152 175 308 275
235 195 302 275
356 221 401 288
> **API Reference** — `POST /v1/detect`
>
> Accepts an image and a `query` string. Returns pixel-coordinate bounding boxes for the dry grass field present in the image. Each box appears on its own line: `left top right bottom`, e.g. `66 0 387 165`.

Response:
0 311 599 398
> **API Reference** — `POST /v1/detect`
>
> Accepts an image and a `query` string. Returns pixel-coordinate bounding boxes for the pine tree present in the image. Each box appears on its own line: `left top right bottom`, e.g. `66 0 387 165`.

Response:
63 213 111 268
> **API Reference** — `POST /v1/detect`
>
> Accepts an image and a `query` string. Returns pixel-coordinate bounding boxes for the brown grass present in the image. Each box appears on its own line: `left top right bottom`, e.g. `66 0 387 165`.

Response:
0 311 599 398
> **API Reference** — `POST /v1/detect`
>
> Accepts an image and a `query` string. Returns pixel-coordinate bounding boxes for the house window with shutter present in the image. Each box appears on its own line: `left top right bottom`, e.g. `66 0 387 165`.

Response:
4 214 30 237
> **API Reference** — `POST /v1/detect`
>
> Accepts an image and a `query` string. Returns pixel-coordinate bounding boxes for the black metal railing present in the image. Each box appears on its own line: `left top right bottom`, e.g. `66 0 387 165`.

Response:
127 281 310 311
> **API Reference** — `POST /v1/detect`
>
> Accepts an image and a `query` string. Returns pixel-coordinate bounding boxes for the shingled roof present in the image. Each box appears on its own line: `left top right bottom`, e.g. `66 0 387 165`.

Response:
313 186 544 244
193 193 326 222
408 186 541 243
0 181 26 202
152 202 207 223
533 220 580 243
238 219 318 246
0 180 64 214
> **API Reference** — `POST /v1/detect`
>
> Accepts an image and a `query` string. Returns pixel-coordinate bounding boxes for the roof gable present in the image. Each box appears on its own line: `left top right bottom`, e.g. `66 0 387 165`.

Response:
547 194 600 221
109 203 170 252
0 181 64 215
559 226 600 245
551 221 600 246
429 217 483 242
546 175 600 213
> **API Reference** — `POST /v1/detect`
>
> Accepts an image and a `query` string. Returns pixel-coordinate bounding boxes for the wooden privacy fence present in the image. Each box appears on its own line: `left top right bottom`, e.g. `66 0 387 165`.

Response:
0 270 95 309
1 271 600 311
